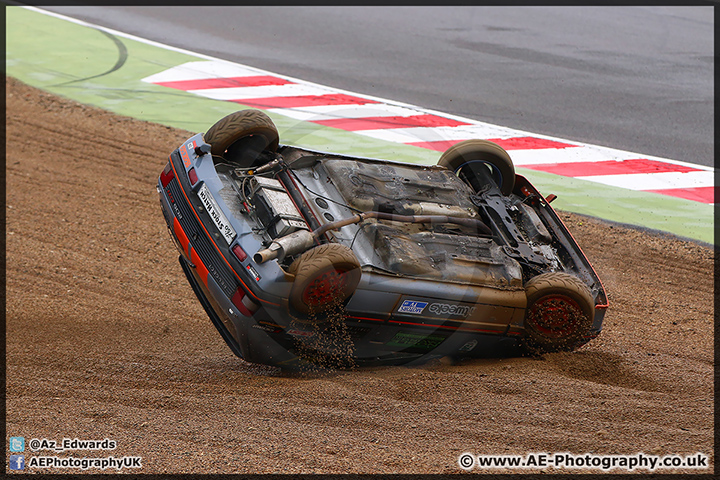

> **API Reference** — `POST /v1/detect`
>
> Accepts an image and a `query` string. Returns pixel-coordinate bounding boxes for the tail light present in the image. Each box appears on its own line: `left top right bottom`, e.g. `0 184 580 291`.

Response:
160 161 175 187
231 287 259 317
188 167 199 185
232 244 248 262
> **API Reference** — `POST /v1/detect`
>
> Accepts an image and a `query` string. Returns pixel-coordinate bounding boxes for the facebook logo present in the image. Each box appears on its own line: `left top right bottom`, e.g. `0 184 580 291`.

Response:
9 436 25 452
9 455 25 470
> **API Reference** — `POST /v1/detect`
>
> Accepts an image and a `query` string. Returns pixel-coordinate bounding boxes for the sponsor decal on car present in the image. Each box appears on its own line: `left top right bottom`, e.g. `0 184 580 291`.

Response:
386 332 446 351
246 264 261 282
198 183 237 245
428 303 476 319
397 300 428 315
396 300 476 319
252 323 281 334
171 202 183 221
179 140 196 168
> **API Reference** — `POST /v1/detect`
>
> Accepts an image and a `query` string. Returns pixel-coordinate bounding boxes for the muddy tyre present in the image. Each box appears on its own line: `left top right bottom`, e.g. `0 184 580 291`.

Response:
204 109 279 167
523 272 594 352
438 139 515 195
288 243 361 315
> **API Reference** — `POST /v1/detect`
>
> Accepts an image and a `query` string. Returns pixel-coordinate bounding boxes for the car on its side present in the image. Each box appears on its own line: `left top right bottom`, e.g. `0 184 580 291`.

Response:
157 109 607 369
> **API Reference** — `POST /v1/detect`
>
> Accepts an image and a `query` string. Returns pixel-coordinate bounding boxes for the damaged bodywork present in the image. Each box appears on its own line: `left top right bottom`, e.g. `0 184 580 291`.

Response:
157 109 608 369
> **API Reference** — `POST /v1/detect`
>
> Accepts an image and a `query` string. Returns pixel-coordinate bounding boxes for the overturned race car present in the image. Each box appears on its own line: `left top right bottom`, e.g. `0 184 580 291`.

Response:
157 109 607 369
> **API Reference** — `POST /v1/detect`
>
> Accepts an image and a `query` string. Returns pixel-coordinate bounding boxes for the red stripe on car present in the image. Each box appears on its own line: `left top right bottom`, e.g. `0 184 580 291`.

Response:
190 247 209 285
173 217 190 255
388 318 503 334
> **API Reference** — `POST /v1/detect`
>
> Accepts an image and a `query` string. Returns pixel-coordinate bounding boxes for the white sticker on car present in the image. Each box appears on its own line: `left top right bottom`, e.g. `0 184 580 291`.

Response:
198 183 236 245
397 300 428 315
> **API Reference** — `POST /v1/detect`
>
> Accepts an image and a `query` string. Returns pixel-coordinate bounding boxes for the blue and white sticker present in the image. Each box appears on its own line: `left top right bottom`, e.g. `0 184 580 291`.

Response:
397 300 428 315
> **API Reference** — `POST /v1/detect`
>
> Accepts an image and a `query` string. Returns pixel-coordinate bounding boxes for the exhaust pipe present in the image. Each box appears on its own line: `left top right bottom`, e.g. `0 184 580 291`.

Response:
253 229 315 264
254 211 493 264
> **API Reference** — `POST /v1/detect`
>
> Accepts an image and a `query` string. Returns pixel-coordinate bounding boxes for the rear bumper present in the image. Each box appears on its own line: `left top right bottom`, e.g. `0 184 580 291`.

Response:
161 178 306 366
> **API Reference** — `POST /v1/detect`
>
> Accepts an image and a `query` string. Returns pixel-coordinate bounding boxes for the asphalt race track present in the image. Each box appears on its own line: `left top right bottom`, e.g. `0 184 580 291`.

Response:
44 6 714 168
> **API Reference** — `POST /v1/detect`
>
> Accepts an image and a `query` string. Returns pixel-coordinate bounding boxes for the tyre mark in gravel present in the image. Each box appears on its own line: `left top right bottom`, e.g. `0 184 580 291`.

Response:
8 150 157 191
547 351 667 393
9 117 165 154
621 259 712 289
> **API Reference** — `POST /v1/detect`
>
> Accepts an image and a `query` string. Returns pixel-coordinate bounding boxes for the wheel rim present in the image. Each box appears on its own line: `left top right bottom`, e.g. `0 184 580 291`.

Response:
457 160 504 191
302 268 350 308
527 294 585 339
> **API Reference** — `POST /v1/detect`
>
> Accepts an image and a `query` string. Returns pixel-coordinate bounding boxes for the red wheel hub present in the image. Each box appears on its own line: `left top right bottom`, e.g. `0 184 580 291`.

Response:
302 269 349 307
527 294 584 338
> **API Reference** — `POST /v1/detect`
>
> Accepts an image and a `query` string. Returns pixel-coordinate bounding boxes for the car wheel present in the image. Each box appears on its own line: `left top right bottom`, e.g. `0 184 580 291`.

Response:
288 243 361 315
438 139 515 195
523 272 594 352
204 109 279 167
